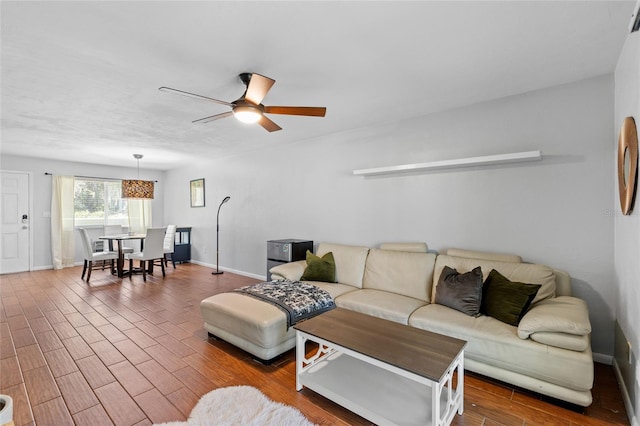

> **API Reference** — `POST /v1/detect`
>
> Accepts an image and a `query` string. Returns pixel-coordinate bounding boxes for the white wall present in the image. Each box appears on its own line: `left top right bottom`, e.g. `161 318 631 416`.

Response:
0 155 165 269
614 27 640 423
164 75 615 356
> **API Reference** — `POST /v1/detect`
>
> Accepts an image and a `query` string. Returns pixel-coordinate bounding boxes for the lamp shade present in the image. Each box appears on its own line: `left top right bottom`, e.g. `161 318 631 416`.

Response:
122 179 154 199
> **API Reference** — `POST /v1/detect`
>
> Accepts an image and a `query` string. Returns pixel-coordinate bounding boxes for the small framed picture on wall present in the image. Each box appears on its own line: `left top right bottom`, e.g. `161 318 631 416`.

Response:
190 178 205 207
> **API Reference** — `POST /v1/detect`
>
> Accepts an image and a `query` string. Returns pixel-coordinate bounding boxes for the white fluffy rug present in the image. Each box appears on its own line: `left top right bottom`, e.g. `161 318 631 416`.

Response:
154 385 316 426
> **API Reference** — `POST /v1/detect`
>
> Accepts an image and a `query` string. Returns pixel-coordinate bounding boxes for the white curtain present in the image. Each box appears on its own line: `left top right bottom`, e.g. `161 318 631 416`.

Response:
51 175 75 269
127 199 152 234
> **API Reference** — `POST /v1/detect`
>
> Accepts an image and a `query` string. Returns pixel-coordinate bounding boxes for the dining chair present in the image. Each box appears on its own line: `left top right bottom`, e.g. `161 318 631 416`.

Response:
125 227 166 282
90 239 108 269
163 225 177 269
79 228 118 282
103 225 134 254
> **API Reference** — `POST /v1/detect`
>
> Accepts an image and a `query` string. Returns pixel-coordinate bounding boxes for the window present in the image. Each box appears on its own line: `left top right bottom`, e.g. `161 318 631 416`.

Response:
74 179 128 227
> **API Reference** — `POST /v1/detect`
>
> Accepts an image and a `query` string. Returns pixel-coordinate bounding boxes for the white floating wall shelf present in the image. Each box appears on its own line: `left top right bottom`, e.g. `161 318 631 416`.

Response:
353 150 542 177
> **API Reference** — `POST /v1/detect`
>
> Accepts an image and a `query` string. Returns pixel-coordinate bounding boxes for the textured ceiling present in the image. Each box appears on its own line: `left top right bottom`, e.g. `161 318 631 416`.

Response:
1 1 635 170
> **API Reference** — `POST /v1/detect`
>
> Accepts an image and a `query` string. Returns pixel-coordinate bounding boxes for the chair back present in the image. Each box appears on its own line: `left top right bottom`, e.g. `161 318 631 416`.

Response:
142 227 167 259
104 224 139 251
79 228 94 260
164 225 177 253
104 225 124 236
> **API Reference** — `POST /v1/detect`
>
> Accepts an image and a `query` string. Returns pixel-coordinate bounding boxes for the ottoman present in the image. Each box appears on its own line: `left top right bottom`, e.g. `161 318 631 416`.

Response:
199 292 295 362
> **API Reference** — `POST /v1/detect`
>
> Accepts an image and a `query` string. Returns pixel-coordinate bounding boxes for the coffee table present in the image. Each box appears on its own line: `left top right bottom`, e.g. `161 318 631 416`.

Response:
294 308 467 426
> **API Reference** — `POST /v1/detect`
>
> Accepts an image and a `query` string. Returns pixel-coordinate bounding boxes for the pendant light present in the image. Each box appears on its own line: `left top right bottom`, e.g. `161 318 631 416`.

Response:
122 154 154 199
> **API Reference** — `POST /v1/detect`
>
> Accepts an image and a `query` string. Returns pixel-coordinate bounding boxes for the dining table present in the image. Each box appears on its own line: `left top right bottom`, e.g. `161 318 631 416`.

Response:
98 233 146 278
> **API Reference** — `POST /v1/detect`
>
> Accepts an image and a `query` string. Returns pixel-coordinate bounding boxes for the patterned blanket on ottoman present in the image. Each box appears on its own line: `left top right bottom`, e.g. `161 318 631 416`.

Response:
233 280 335 328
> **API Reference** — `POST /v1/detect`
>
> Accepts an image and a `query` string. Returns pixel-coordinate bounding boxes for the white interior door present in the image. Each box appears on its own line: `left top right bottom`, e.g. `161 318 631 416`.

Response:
1 171 31 274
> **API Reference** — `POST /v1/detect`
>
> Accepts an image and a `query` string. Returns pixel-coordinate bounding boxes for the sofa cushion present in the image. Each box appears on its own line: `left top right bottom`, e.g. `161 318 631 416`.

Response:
554 269 572 297
379 242 428 253
435 266 483 316
306 282 358 299
335 289 427 325
362 248 436 302
446 248 522 263
300 251 336 283
433 255 555 306
481 269 541 326
408 304 593 392
317 243 369 288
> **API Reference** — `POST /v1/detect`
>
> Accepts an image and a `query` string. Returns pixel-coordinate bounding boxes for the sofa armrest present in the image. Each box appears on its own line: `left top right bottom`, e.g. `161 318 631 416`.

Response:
527 332 590 352
269 260 306 281
518 296 591 350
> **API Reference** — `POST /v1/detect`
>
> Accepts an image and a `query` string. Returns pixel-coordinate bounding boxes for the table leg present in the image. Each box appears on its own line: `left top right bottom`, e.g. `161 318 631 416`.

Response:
116 240 125 278
457 353 465 415
432 373 441 426
296 332 304 391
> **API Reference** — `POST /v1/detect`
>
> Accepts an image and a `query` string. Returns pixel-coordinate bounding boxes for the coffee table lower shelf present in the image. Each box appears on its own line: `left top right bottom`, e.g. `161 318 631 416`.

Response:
296 333 464 426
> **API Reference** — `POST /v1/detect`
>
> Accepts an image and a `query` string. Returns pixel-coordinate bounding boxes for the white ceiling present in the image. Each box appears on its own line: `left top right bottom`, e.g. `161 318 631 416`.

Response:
1 1 636 170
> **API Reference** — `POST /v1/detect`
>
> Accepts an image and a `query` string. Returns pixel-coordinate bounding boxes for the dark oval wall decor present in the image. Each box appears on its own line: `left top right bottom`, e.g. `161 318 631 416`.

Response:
618 116 638 215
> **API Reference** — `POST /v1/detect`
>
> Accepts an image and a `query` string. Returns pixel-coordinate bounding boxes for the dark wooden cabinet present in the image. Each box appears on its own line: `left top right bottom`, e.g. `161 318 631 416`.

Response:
173 227 192 263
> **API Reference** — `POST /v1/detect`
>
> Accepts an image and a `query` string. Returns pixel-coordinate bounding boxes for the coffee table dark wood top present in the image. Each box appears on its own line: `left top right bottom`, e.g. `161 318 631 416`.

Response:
294 308 466 382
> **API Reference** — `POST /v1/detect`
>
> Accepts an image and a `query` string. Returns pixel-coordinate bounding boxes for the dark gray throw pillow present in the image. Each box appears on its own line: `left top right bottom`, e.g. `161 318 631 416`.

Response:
435 266 484 316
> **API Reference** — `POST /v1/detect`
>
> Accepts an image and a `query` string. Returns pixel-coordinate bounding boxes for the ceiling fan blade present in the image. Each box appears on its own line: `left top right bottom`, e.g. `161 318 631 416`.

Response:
263 106 326 117
192 111 234 124
159 87 233 107
244 74 275 105
258 115 282 132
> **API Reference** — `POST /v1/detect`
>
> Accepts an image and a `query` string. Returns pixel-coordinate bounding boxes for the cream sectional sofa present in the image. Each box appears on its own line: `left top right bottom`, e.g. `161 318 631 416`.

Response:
199 242 593 407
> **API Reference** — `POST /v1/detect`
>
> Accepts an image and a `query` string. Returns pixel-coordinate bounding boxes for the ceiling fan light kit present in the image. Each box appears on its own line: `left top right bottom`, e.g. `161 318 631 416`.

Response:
160 72 326 132
233 103 262 124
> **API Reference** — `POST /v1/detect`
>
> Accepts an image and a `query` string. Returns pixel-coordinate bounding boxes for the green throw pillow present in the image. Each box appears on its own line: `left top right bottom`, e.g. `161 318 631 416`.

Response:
300 251 336 283
481 269 541 326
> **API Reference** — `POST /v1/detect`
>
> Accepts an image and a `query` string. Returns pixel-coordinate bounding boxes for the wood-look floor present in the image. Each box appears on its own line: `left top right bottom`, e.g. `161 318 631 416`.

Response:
0 263 630 426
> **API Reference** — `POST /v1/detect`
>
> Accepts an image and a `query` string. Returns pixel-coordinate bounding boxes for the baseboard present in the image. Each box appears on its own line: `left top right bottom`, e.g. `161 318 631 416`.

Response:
189 260 266 281
34 260 267 281
32 265 54 271
593 352 613 365
613 358 639 426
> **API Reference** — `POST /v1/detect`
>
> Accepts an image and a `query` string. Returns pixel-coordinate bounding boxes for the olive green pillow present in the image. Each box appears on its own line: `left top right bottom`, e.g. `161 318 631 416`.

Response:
300 251 336 283
481 269 541 326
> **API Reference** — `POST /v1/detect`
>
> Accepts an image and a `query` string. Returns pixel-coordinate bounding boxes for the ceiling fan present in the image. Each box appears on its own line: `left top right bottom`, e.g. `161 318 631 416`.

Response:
159 73 326 132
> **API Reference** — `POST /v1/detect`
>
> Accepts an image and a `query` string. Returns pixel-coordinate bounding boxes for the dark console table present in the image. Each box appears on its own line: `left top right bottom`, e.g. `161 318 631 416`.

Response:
174 227 192 263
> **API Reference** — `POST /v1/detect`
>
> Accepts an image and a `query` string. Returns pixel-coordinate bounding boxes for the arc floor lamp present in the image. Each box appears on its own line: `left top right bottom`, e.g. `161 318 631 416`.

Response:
212 196 231 275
